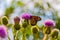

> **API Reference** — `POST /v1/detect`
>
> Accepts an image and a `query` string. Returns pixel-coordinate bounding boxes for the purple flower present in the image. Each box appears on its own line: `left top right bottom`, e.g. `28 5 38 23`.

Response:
44 19 55 27
21 13 31 19
14 16 20 24
0 25 7 38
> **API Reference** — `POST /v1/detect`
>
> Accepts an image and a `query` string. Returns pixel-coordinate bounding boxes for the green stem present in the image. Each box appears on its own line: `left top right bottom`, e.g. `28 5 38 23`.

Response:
43 34 48 40
50 37 59 40
14 31 19 40
8 36 10 40
33 34 39 40
13 30 16 40
7 29 10 40
22 34 26 40
22 29 26 40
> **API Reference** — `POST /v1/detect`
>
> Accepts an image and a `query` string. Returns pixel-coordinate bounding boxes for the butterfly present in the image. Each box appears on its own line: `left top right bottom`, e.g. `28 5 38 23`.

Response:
30 16 41 26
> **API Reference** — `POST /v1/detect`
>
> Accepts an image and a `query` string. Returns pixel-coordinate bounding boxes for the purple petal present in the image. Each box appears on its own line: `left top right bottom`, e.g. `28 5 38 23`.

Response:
21 13 31 19
44 19 55 27
0 25 7 38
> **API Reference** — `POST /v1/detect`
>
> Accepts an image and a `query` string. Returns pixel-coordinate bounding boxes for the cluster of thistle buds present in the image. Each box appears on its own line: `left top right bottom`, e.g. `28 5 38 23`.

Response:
0 13 60 40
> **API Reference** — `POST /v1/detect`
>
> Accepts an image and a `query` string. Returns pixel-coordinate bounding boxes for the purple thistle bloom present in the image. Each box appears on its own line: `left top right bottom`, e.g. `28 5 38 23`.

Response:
44 19 55 27
21 13 31 19
0 25 7 38
14 16 20 24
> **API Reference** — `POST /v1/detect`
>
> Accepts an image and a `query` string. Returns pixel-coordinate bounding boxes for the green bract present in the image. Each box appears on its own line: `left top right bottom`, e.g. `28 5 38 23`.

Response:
14 24 20 30
43 27 51 34
32 27 38 34
22 19 29 28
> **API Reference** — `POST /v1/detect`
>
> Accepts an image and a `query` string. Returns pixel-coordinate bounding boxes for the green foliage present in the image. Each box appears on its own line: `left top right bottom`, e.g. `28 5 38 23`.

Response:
34 3 44 9
56 18 60 30
7 24 12 28
16 1 24 7
26 25 31 38
34 3 40 8
47 2 51 8
5 6 14 18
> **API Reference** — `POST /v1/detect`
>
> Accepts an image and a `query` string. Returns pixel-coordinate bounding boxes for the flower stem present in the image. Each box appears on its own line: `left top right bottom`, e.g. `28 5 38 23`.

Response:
7 29 10 40
22 29 26 40
14 31 19 40
22 34 26 40
43 34 48 40
33 34 39 40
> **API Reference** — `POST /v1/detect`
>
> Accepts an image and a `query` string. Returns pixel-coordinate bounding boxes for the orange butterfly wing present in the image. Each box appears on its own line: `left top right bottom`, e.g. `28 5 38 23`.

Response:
31 16 41 21
30 16 41 26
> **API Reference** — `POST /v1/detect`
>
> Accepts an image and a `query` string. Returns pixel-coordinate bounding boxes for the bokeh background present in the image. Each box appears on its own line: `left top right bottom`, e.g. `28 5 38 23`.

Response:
0 0 60 40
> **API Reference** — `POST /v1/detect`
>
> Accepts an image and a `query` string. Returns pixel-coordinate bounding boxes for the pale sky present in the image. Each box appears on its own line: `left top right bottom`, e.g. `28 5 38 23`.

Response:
0 0 60 16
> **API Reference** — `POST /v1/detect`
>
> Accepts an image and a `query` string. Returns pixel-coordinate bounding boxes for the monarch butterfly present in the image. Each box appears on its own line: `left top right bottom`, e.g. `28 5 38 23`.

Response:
30 16 41 26
30 16 41 21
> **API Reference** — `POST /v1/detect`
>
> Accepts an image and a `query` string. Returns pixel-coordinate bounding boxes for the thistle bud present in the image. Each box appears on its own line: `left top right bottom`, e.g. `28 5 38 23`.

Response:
22 22 27 28
32 27 38 34
22 19 29 28
14 16 20 24
14 24 20 30
43 27 51 34
1 16 8 25
50 29 59 39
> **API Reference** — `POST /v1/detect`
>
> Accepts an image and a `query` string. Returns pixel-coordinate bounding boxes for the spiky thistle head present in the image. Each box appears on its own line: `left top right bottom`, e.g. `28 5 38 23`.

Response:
14 16 20 24
1 16 8 25
44 19 55 27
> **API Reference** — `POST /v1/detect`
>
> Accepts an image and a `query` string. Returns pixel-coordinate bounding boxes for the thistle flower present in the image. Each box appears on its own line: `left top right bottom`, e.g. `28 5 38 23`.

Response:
21 13 31 20
0 25 7 38
43 20 55 34
14 16 20 24
50 28 59 39
44 19 55 27
1 16 8 25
